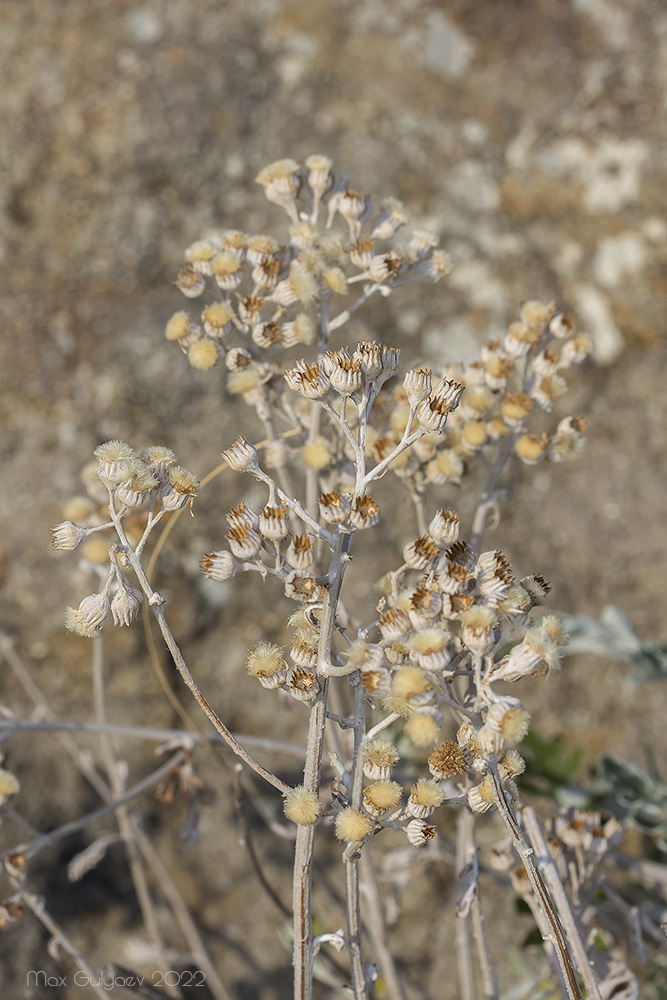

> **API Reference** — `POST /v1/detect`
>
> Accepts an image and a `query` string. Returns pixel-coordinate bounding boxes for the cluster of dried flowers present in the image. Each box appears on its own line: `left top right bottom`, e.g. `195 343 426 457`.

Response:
52 442 199 637
49 158 645 1000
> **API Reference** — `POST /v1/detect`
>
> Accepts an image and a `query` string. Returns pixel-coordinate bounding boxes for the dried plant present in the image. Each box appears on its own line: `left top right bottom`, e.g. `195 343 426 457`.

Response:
3 155 662 1000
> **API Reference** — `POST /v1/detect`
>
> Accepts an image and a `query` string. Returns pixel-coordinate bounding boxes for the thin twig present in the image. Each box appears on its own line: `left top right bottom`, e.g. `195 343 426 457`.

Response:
91 637 181 999
2 752 187 862
11 887 115 1000
0 718 305 758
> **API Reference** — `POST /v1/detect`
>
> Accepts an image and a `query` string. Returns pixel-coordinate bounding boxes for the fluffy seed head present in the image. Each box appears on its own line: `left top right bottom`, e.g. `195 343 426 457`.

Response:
362 780 402 815
284 786 321 825
301 439 331 471
165 311 192 341
335 808 372 843
65 593 109 638
404 711 441 748
246 642 286 679
392 666 432 701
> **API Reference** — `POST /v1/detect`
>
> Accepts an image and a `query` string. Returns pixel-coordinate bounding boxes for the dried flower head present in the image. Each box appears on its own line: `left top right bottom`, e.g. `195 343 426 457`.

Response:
51 521 88 551
428 740 469 780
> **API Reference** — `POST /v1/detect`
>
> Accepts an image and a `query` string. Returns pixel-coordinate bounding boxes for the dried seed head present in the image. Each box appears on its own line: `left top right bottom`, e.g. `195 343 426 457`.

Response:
362 780 402 815
392 666 433 702
318 491 351 524
301 439 332 471
188 339 219 370
0 767 20 799
407 778 445 818
175 265 206 298
404 709 441 748
139 446 177 483
520 574 551 605
51 521 88 551
185 240 216 268
327 350 363 396
406 818 437 847
94 440 135 484
335 807 372 843
284 571 323 603
350 495 380 529
226 347 253 371
211 252 243 290
499 749 526 779
285 360 330 399
426 449 464 485
514 433 548 465
255 158 301 210
65 593 109 638
110 583 143 627
286 534 316 571
416 380 464 433
403 535 440 570
539 614 568 646
428 508 460 545
246 642 287 681
371 197 409 239
547 416 586 463
290 633 319 669
227 501 259 530
284 785 321 825
360 739 399 780
403 368 432 406
346 640 385 673
160 465 199 511
201 302 235 333
259 503 289 540
492 627 561 682
378 607 411 642
200 550 239 581
501 391 533 426
226 523 262 560
304 153 332 194
222 438 259 474
165 311 192 341
409 629 451 672
428 740 469 780
287 666 320 703
114 458 159 507
467 778 495 813
322 266 348 296
460 605 498 653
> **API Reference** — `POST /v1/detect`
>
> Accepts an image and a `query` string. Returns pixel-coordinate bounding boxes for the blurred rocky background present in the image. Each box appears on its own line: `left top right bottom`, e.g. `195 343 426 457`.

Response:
1 1 666 997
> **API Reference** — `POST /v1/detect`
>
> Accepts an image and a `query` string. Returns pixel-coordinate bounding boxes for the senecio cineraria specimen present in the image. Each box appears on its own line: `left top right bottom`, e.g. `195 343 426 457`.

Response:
51 157 637 1000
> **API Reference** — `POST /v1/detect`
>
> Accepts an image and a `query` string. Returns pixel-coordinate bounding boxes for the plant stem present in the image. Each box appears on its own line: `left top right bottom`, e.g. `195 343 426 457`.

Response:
522 807 602 1000
487 760 583 1000
343 681 370 999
